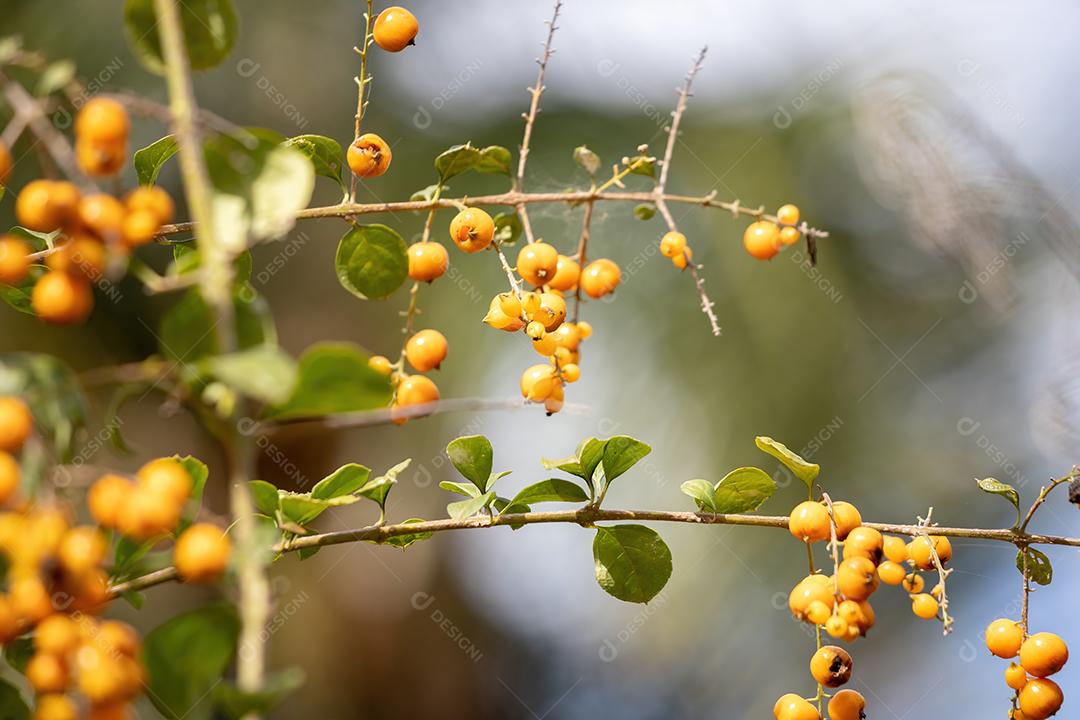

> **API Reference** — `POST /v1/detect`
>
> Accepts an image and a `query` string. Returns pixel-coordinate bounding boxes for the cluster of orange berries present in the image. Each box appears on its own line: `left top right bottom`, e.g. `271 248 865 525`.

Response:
0 98 175 325
368 328 448 423
0 397 144 718
773 645 865 720
743 204 803 261
985 619 1068 719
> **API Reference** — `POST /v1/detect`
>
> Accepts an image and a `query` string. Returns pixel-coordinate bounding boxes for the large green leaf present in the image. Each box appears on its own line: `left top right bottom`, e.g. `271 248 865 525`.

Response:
204 345 298 405
143 604 240 720
434 143 512 181
446 435 494 491
0 353 87 463
754 436 820 488
134 135 179 186
158 288 275 364
976 478 1021 526
0 678 29 720
124 0 238 73
501 479 588 514
335 224 408 300
311 464 371 500
248 480 281 517
265 342 392 419
284 135 346 194
593 525 672 604
712 467 776 514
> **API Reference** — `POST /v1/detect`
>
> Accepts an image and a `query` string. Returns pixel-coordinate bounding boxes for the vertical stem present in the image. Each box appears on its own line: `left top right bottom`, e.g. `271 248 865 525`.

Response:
153 0 268 706
349 0 375 203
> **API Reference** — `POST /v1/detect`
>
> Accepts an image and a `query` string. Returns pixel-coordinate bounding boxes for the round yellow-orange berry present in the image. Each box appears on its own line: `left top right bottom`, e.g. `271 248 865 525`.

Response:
373 6 419 52
347 133 392 178
407 241 449 282
175 523 232 582
0 236 31 286
137 457 192 505
76 98 130 144
548 255 580 291
810 645 852 688
125 185 175 225
827 689 866 720
743 221 780 260
405 329 448 372
517 242 559 286
449 208 495 254
579 258 620 298
1020 633 1069 678
1018 678 1064 719
985 619 1025 659
0 397 33 452
788 500 831 543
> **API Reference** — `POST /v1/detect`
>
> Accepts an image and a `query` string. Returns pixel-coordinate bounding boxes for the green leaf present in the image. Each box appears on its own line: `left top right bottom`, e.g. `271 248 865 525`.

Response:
265 342 392 419
278 492 361 527
144 604 240 720
0 353 88 463
134 135 179 186
502 479 588 514
35 60 75 97
593 525 672 604
335 224 409 300
283 135 345 193
628 156 655 177
113 536 157 577
601 436 651 484
680 479 717 513
1017 547 1053 586
214 667 306 719
381 519 433 549
712 467 776 513
447 491 495 521
248 480 280 517
312 464 371 500
0 278 37 316
0 678 29 720
754 436 820 488
446 435 493 491
170 245 253 283
633 204 655 221
578 437 607 489
976 478 1022 526
540 455 585 478
124 0 238 73
573 146 601 176
493 212 522 244
440 481 480 498
3 636 34 675
177 455 210 529
410 183 444 202
359 459 409 509
435 143 512 181
158 288 274 364
204 345 298 405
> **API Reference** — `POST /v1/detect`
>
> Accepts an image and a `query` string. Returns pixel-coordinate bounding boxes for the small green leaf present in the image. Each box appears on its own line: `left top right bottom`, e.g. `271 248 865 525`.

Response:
573 146 601 176
976 478 1022 526
0 678 29 720
434 143 513 181
312 464 371 500
447 491 495 521
446 435 494 491
266 342 392 419
214 667 306 719
440 481 480 498
204 345 298 406
283 135 345 193
601 436 651 483
680 479 717 513
279 492 361 527
493 212 522 244
359 459 409 510
578 437 607 488
113 536 157 577
381 519 433 549
3 637 34 675
248 480 280 517
1017 547 1053 586
36 60 75 97
124 0 238 74
593 525 672 604
712 467 776 514
633 204 655 221
410 184 444 202
335 224 409 300
754 436 819 488
540 455 585 479
628 156 655 177
144 604 240 720
134 135 179 186
502 479 588 514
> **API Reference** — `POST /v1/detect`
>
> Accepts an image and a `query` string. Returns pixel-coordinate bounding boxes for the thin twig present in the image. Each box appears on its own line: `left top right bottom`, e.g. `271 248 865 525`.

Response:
349 0 375 203
915 507 954 635
572 200 594 322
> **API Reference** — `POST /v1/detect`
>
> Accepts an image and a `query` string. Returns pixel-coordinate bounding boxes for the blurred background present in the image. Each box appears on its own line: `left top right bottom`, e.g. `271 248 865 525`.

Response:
2 0 1079 717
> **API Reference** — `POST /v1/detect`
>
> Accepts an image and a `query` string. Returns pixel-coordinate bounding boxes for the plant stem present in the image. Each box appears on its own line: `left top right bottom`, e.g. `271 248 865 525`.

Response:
350 0 375 203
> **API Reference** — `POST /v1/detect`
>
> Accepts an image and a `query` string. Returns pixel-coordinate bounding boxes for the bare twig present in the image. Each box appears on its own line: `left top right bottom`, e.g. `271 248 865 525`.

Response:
349 0 375 203
915 507 955 635
572 200 594 322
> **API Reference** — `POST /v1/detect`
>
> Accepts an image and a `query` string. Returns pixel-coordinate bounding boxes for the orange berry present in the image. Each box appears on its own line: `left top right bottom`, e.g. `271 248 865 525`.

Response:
544 382 564 415
1020 633 1069 678
124 185 174 225
548 255 580 291
395 375 439 407
517 242 559 286
76 98 130 143
825 614 849 639
372 6 419 52
175 523 232 582
579 258 621 298
95 620 140 658
1018 678 1064 719
88 702 133 720
777 203 800 226
1006 662 1030 692
882 534 909 563
837 556 879 601
659 231 687 258
577 320 593 339
368 355 393 375
520 364 559 402
810 645 852 688
910 593 938 620
789 574 834 620
901 572 925 593
35 615 82 656
986 619 1025 659
117 486 181 540
671 245 693 270
743 220 780 260
16 180 69 232
0 451 19 504
58 525 107 576
33 693 77 720
407 241 449 282
842 526 883 563
788 501 831 543
827 689 866 720
76 138 126 177
11 576 54 624
536 292 566 331
449 208 495 253
77 194 126 241
0 397 33 452
830 501 862 540
532 332 558 356
780 226 800 246
88 474 132 528
47 236 107 281
773 693 820 720
0 597 17 644
0 235 31 285
0 140 10 186
876 560 904 585
405 329 448 372
909 535 951 569
804 599 831 626
560 363 580 383
137 457 192 505
32 271 93 324
120 208 160 247
483 295 524 332
346 133 392 178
